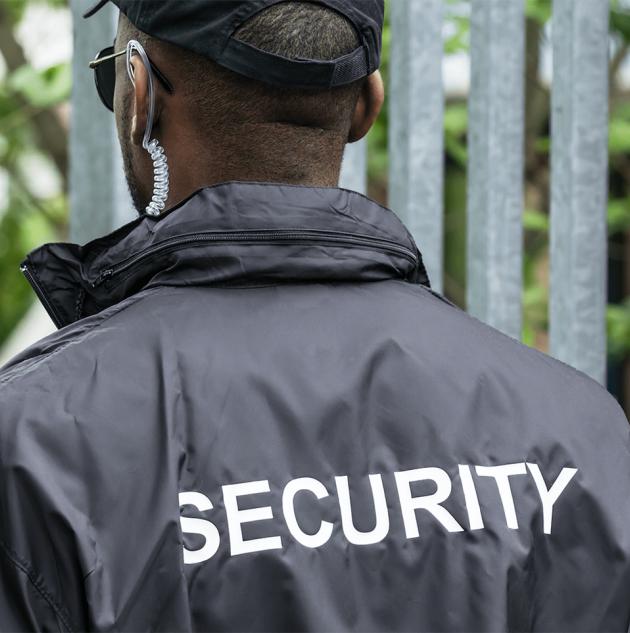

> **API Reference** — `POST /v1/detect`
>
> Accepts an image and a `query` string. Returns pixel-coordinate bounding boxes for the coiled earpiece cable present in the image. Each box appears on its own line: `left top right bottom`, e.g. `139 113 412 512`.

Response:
126 40 170 217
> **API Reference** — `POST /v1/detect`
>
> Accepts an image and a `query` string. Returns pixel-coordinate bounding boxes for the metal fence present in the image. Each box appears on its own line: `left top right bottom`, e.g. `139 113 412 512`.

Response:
71 0 611 385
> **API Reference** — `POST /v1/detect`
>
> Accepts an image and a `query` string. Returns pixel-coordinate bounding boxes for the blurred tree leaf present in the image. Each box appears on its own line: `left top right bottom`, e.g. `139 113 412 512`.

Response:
526 0 552 25
8 63 71 108
609 117 630 154
608 198 630 234
524 209 550 233
444 103 468 136
611 7 630 43
535 136 550 154
0 0 69 349
445 17 470 55
608 301 630 358
444 104 468 166
2 0 29 24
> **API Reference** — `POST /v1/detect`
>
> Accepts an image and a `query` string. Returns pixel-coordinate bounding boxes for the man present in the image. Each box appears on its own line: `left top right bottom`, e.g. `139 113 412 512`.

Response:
0 0 629 631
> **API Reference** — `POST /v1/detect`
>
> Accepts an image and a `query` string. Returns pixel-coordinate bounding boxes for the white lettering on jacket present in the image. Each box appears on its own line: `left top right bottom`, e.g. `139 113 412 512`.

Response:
178 491 221 564
179 463 578 564
222 480 283 556
283 477 333 548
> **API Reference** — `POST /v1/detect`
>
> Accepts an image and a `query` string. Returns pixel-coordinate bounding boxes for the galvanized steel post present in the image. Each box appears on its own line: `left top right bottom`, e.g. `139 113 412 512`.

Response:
70 0 133 244
389 0 445 293
467 0 525 340
550 0 610 385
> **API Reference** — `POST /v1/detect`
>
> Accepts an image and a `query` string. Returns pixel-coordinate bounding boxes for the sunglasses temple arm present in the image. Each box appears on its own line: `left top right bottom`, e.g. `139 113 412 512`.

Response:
89 49 126 69
89 48 173 94
153 66 174 94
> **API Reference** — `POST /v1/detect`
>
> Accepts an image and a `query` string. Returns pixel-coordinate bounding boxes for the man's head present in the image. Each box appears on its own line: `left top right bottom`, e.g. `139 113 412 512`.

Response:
109 1 385 214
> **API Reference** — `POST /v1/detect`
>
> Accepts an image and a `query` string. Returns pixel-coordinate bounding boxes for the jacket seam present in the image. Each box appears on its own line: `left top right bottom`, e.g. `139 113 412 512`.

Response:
74 287 86 322
30 262 65 328
106 245 419 292
149 181 413 246
0 539 75 632
0 287 162 387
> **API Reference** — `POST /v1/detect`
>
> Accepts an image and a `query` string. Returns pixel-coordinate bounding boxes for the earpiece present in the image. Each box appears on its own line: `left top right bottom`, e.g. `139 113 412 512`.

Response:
126 40 170 217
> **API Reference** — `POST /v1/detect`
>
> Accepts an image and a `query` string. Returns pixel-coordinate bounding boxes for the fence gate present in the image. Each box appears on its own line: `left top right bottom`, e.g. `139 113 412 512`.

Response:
70 0 611 385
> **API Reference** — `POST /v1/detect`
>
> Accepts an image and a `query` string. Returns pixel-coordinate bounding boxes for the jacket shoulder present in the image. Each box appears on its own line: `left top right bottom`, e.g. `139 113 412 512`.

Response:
0 287 161 387
391 282 629 438
0 287 172 631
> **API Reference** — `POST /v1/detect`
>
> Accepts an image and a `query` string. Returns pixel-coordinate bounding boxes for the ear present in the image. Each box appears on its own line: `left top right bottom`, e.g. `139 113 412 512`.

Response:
129 55 152 147
348 70 384 144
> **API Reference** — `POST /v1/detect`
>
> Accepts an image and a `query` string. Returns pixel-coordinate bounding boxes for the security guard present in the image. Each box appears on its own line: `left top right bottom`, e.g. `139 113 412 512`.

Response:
1 1 629 631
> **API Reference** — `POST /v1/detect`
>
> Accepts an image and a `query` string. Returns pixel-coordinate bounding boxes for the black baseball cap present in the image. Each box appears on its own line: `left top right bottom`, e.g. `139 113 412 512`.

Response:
84 0 384 89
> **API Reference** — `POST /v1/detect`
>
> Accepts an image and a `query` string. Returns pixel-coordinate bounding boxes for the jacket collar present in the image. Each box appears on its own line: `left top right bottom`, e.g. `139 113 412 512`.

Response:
21 182 430 329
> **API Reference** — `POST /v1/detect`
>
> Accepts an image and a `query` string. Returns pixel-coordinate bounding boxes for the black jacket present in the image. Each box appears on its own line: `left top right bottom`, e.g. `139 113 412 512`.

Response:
1 182 629 632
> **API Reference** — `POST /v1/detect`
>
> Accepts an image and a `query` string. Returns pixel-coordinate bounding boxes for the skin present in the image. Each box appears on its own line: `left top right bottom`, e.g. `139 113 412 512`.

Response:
112 19 385 215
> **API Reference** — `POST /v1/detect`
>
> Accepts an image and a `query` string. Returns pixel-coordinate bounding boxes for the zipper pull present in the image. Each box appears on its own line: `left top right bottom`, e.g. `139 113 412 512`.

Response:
92 268 113 288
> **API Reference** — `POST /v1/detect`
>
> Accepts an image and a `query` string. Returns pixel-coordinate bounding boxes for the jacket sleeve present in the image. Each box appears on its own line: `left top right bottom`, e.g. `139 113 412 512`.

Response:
0 360 85 632
0 316 189 631
0 539 72 632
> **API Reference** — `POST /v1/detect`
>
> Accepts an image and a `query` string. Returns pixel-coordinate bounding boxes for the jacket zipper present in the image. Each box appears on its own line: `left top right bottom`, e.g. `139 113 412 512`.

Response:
92 229 419 288
20 263 65 329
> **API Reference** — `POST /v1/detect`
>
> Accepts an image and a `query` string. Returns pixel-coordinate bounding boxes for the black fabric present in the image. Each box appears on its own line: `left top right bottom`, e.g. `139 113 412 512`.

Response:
1 182 629 631
83 0 384 88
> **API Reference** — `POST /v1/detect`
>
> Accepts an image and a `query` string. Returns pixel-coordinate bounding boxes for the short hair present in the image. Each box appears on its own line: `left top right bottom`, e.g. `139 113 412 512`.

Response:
119 2 365 137
234 1 361 61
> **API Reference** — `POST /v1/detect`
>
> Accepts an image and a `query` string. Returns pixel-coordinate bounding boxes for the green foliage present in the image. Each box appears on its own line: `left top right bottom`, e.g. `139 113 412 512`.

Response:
611 2 630 43
522 283 548 347
444 16 470 55
0 189 58 343
3 0 67 23
526 0 553 25
8 63 70 108
0 210 32 343
0 1 68 349
608 199 630 234
608 301 630 358
609 119 630 155
444 104 468 167
523 209 550 233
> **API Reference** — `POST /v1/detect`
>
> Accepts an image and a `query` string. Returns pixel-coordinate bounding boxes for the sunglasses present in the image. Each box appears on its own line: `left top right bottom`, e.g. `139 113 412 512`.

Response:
89 44 174 112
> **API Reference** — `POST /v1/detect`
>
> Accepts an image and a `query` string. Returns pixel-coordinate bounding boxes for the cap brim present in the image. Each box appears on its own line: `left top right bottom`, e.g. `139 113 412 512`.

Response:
83 0 110 18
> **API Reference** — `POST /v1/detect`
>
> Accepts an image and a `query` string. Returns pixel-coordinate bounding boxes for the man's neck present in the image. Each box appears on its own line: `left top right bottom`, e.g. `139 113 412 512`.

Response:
164 123 347 207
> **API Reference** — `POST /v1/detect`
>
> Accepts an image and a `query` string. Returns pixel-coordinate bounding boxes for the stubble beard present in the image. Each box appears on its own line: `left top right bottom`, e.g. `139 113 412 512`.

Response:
118 91 149 217
121 139 147 217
